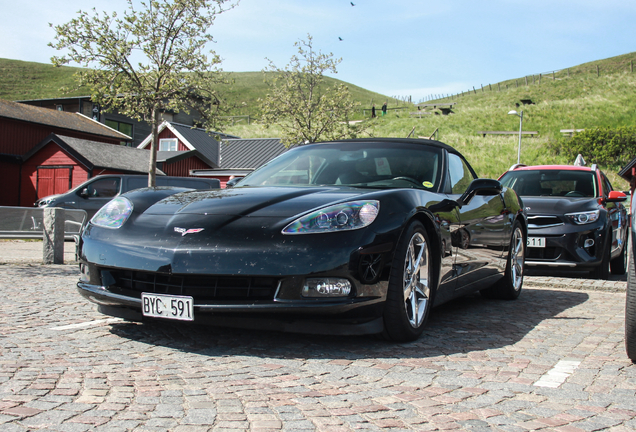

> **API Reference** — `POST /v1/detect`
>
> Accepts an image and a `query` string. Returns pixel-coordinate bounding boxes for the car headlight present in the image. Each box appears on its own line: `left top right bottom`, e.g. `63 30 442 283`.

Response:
90 197 134 229
565 210 600 225
38 199 54 207
282 200 379 234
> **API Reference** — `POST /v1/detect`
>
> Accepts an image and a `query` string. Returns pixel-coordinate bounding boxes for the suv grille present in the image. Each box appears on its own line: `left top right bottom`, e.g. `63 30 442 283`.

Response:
527 215 563 229
101 269 279 301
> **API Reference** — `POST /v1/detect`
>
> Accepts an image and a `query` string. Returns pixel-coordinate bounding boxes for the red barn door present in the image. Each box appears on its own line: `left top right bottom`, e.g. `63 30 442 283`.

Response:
36 166 73 200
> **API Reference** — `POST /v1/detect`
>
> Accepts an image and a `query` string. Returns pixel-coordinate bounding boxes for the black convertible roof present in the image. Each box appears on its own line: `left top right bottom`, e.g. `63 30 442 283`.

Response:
312 137 458 153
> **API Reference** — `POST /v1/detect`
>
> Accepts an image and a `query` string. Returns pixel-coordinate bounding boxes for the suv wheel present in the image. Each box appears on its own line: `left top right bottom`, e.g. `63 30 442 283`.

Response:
610 235 628 275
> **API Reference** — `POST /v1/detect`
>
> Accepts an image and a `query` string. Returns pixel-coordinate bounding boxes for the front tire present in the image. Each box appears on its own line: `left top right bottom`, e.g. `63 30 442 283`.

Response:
382 221 433 342
611 235 628 275
626 253 636 363
591 238 610 280
481 220 525 300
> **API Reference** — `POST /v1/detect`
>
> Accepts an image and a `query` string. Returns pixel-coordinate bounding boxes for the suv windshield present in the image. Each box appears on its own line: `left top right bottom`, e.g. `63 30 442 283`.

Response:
500 169 597 197
239 142 443 190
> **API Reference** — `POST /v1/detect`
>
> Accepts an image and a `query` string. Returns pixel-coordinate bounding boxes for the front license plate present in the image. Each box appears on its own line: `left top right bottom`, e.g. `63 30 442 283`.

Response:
527 237 546 248
141 293 194 321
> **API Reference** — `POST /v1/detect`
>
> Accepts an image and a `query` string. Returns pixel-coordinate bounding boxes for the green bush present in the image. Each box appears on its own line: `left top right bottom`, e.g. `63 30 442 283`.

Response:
559 126 636 169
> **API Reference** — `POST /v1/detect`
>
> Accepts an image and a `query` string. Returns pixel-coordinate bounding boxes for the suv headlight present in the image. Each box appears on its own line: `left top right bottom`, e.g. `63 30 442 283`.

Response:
565 210 600 225
282 201 379 234
90 197 134 229
38 198 55 207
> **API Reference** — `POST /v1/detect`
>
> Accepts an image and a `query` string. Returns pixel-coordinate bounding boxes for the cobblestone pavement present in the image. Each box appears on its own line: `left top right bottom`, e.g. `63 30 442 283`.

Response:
0 264 635 431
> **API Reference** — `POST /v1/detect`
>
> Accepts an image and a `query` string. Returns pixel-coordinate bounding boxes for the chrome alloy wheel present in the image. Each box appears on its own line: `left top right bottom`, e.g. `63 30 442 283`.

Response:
510 226 525 291
402 232 430 328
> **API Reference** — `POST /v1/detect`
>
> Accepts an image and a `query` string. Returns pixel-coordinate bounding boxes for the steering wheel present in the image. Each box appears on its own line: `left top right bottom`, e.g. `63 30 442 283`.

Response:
391 176 422 187
565 191 586 197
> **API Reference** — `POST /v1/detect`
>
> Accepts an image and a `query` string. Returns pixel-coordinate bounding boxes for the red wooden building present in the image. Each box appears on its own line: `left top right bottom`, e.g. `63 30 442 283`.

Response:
137 121 239 177
22 134 154 205
0 99 132 206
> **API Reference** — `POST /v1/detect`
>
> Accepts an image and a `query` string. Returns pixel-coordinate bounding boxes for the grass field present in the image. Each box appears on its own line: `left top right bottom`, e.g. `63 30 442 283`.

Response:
2 52 636 189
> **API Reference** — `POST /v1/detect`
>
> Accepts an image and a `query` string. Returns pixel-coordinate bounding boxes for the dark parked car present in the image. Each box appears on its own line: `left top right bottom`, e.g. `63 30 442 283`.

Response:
36 174 220 219
77 138 526 341
499 164 628 279
626 192 636 363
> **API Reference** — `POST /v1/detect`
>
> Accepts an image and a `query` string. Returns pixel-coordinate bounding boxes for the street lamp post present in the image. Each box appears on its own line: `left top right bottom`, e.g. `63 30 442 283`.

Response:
508 110 524 164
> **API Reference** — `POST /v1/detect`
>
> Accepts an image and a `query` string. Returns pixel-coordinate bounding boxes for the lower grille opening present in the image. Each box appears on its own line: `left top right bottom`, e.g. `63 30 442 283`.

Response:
527 247 562 260
102 269 279 301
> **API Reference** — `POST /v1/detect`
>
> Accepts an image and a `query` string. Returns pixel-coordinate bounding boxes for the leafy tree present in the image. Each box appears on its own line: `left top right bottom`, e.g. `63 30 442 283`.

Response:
260 35 367 146
49 0 236 186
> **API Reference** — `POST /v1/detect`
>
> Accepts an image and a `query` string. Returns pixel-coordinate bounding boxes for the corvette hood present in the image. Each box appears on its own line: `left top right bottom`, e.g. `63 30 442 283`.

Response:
142 186 376 218
521 196 598 215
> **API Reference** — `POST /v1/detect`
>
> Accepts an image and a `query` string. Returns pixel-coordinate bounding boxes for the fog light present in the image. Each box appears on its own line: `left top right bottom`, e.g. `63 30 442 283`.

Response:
302 278 352 297
584 239 594 248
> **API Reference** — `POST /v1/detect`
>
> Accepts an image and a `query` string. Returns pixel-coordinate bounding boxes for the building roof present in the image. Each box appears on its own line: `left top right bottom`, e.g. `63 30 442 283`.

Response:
24 134 162 175
138 121 239 168
219 138 288 169
1 99 131 141
157 150 192 163
619 157 636 182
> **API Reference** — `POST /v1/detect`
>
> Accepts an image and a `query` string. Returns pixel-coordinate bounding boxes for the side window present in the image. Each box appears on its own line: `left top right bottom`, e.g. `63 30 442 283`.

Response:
448 153 475 194
601 174 613 197
85 178 121 198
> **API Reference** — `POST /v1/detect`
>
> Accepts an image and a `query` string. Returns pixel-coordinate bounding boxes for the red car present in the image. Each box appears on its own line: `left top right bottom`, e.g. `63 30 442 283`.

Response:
499 164 628 279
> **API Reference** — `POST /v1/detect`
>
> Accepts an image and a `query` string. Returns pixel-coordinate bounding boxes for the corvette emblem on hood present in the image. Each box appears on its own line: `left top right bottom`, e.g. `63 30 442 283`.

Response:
174 227 205 236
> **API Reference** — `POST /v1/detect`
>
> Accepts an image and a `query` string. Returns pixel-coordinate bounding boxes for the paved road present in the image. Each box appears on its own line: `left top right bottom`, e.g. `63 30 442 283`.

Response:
0 261 635 431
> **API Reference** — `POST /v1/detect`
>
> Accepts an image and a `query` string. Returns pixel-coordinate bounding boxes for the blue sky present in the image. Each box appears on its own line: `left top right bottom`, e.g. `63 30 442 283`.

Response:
1 0 635 102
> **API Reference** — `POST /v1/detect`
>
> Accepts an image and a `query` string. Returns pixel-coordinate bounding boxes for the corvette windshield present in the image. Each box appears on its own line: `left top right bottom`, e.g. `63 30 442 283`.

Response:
239 142 442 190
500 169 597 197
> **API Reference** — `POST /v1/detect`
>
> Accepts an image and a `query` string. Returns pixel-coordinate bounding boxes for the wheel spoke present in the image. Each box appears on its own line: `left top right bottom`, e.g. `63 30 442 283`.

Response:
402 232 430 328
509 227 524 289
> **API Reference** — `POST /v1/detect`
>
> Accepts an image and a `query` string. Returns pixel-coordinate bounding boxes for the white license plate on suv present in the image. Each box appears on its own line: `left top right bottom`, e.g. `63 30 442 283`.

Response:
141 293 194 321
527 237 546 248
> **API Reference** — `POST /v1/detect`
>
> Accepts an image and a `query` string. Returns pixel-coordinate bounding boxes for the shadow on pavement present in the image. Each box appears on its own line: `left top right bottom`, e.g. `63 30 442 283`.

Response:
108 287 589 360
526 267 627 282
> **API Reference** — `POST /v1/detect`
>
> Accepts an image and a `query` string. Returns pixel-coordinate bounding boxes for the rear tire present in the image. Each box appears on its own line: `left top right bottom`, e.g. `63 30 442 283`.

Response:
382 221 433 342
610 235 628 275
480 220 525 300
626 253 636 363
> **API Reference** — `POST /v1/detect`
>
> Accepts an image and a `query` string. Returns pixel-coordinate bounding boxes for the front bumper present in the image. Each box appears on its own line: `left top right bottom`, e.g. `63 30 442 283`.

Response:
77 258 389 335
525 220 608 269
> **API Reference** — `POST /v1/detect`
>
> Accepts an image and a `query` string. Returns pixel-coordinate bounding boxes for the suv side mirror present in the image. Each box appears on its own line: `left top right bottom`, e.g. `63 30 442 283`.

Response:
225 177 243 188
458 178 502 207
606 190 627 203
79 188 90 198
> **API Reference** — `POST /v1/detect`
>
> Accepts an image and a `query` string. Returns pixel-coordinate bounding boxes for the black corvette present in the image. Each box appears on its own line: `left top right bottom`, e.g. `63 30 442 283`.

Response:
77 138 527 341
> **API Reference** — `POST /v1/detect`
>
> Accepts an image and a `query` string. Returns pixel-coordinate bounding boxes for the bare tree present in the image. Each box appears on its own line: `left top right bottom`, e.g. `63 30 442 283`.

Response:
260 35 366 146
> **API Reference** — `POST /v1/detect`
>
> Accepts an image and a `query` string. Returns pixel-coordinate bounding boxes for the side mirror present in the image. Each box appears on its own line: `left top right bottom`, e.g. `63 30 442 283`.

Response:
606 190 627 203
458 178 502 207
79 188 90 198
225 177 243 188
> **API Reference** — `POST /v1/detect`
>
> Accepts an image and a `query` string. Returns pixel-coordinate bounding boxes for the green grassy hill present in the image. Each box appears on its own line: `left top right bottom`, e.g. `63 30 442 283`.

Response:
0 58 393 113
2 53 635 188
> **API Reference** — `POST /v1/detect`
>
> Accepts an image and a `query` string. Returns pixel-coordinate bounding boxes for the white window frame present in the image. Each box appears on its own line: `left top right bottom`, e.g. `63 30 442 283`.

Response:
159 138 178 151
